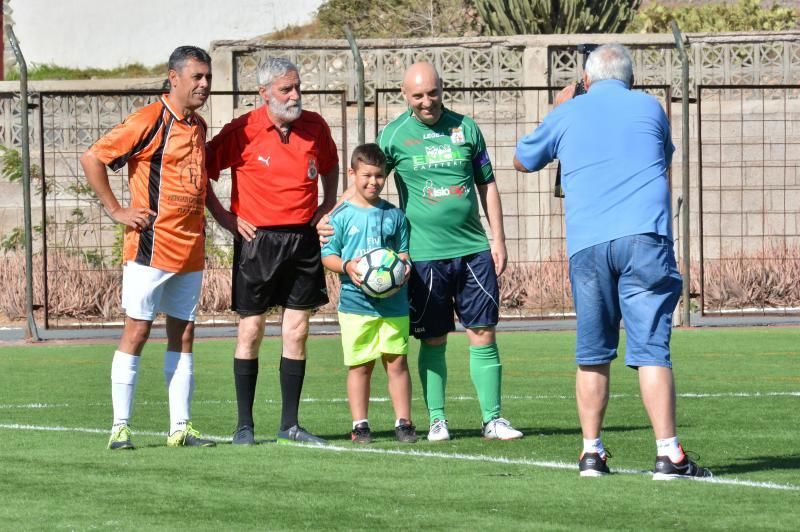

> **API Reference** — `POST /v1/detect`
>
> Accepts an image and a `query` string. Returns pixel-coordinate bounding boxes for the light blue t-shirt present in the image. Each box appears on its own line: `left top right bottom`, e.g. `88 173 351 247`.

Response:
321 199 409 317
515 79 675 257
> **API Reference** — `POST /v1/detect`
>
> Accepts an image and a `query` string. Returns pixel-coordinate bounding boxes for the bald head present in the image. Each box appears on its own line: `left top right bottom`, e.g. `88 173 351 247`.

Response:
401 62 443 125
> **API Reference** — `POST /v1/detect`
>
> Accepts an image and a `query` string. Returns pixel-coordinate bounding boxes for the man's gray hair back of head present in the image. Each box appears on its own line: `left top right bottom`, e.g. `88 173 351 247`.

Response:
257 57 299 87
584 44 634 87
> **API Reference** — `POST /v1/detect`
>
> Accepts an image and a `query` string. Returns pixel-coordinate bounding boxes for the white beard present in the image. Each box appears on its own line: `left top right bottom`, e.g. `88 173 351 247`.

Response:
269 94 302 123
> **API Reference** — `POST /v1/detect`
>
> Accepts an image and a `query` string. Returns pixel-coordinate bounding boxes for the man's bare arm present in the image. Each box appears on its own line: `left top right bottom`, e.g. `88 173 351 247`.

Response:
80 150 155 230
205 184 256 241
477 180 508 276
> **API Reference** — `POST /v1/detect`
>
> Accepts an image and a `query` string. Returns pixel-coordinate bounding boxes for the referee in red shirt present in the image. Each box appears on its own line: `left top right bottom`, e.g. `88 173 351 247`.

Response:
206 57 339 445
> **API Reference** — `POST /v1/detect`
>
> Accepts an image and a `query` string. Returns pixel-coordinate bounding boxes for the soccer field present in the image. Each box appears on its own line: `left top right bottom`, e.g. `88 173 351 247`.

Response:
1 327 798 530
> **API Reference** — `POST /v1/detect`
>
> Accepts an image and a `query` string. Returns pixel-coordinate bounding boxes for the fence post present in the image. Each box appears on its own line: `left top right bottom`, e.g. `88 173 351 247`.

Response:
344 26 365 147
671 21 691 328
5 24 40 341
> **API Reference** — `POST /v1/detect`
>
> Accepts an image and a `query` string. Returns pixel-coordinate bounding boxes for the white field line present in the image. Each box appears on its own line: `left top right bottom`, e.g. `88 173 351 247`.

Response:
0 422 797 492
2 391 798 410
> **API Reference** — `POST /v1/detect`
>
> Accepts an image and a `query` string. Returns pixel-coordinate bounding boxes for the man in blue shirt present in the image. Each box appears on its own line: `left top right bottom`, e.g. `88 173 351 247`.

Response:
514 44 711 480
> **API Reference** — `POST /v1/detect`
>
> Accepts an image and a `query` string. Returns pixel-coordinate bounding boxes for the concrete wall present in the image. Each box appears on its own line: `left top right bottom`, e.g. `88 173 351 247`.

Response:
8 0 323 69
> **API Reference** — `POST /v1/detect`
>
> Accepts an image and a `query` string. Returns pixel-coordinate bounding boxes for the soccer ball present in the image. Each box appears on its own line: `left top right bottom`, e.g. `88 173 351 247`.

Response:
355 247 407 299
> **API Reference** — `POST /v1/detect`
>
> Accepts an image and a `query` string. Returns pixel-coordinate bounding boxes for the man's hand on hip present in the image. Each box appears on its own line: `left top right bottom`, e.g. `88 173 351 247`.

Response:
110 206 156 231
235 215 257 242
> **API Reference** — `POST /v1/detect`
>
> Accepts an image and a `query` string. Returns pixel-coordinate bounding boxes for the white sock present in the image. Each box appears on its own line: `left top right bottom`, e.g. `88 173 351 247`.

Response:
353 419 368 429
656 437 683 462
583 437 605 458
111 351 140 427
164 351 194 435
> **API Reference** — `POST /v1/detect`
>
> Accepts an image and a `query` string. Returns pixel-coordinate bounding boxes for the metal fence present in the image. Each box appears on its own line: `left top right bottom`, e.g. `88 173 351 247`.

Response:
697 84 800 317
7 82 800 328
374 85 672 321
32 89 348 328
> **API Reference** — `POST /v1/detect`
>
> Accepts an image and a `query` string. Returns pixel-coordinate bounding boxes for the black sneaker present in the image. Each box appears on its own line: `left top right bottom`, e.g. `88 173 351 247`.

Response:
351 422 372 444
394 419 418 443
232 425 255 445
653 448 712 480
277 425 327 445
579 451 611 477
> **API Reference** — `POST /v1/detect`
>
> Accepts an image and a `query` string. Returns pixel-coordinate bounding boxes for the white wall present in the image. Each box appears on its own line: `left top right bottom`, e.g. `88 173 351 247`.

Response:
9 0 323 69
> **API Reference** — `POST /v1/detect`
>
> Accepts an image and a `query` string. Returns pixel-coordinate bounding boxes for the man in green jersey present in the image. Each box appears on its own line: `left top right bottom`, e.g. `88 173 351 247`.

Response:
321 62 522 441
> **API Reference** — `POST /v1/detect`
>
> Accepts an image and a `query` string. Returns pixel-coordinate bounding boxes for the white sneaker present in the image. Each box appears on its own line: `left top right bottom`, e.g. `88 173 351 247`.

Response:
481 417 523 440
427 419 450 442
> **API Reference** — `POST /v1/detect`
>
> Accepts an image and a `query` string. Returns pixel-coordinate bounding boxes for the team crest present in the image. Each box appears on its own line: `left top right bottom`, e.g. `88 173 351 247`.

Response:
450 127 465 145
178 159 206 197
307 158 318 180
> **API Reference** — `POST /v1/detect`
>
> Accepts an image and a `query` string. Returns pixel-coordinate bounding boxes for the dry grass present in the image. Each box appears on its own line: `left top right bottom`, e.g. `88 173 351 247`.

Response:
499 260 573 315
690 242 800 310
3 246 800 322
0 251 122 319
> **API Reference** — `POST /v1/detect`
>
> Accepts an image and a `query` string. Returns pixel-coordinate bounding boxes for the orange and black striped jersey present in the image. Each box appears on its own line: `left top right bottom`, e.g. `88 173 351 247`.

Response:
90 95 208 273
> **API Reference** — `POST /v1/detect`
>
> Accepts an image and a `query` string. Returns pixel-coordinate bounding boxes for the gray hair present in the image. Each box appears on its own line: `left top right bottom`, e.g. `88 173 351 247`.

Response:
257 57 299 87
584 44 634 87
168 46 211 72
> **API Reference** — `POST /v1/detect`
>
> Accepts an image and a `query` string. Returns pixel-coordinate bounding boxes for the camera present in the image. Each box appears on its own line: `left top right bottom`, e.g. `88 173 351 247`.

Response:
554 43 598 198
572 44 598 97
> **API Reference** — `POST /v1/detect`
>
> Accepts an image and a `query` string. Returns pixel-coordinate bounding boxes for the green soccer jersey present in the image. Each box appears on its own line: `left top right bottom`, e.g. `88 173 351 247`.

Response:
377 108 494 261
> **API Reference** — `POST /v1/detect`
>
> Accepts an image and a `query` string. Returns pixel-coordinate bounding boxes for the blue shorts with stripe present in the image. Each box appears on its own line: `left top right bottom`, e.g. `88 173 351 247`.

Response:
408 250 499 339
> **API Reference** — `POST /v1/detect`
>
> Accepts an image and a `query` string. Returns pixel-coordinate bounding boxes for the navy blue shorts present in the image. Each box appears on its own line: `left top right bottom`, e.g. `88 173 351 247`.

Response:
569 233 682 368
408 250 499 339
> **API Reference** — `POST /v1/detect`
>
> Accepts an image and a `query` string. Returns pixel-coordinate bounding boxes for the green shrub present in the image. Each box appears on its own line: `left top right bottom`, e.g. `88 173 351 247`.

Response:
316 0 479 38
627 0 797 33
475 0 641 35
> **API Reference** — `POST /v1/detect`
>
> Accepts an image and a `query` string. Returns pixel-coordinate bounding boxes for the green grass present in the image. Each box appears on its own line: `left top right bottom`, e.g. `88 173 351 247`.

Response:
1 328 798 530
7 62 166 81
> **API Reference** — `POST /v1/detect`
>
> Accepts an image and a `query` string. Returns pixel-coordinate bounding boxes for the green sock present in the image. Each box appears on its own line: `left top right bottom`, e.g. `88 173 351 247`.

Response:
418 342 447 425
470 343 502 423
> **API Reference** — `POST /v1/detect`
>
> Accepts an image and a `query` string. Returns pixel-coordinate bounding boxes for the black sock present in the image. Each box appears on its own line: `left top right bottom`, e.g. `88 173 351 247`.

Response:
279 357 306 431
234 358 259 429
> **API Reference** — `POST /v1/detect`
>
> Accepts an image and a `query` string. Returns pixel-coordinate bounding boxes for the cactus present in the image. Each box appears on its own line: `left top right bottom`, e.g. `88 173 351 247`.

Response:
475 0 642 35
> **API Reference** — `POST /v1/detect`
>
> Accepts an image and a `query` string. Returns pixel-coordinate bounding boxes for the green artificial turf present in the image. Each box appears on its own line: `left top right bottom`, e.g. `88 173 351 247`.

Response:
0 327 798 530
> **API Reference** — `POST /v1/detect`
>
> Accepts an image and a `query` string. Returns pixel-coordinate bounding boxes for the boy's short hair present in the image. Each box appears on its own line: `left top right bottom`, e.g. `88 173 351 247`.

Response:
350 143 386 171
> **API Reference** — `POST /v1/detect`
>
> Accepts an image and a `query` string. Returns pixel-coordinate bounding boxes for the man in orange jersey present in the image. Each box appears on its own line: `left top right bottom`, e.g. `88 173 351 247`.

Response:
80 46 216 450
206 57 339 445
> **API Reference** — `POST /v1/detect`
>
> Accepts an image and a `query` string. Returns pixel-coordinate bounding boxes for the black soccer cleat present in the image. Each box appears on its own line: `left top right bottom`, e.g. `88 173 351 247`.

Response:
653 449 713 480
579 451 611 477
232 425 256 445
351 422 372 444
394 419 418 443
277 425 327 445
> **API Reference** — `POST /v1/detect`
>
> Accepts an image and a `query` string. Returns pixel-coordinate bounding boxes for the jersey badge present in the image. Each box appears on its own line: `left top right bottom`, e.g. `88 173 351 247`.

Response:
450 127 465 145
307 158 318 180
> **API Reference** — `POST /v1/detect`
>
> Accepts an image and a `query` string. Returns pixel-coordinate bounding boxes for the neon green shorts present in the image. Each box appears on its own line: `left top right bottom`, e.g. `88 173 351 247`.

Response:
338 312 409 366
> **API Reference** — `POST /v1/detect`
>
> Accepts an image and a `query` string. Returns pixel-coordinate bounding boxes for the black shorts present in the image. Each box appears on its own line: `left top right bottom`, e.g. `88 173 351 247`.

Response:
232 225 329 316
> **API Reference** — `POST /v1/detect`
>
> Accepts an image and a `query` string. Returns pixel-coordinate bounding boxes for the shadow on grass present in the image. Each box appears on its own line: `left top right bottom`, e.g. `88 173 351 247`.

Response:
709 455 800 475
353 424 650 441
506 424 651 438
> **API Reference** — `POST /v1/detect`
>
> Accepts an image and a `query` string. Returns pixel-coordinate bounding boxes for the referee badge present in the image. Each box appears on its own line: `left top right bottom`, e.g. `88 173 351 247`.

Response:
307 158 318 180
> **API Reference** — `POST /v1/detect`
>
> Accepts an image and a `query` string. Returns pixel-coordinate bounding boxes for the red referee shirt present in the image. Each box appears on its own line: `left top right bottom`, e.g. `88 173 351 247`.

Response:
206 106 338 226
